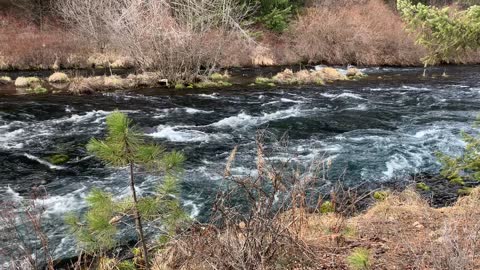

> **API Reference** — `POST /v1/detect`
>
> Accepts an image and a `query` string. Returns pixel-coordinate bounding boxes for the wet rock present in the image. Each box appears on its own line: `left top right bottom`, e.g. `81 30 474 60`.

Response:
0 76 12 84
346 67 365 78
317 67 346 81
48 72 69 83
15 76 41 88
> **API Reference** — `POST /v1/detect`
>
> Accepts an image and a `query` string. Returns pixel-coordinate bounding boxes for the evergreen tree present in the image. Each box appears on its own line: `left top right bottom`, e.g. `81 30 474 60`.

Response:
68 111 185 269
397 0 480 69
437 116 480 185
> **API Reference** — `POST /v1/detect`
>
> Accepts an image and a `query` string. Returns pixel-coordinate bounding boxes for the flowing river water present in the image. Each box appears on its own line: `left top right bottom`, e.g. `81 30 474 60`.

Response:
0 65 479 262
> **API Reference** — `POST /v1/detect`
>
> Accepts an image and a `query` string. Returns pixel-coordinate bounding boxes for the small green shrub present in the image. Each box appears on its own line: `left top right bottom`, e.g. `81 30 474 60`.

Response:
457 187 473 196
416 182 431 191
117 260 136 270
347 247 371 270
373 191 388 201
255 76 273 84
437 116 480 185
175 83 185 89
320 201 334 214
209 72 230 82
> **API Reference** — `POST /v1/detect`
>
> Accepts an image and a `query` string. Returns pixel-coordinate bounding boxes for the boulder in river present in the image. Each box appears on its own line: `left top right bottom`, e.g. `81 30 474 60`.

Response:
15 76 41 88
317 67 347 81
48 72 69 83
0 76 11 84
346 67 365 79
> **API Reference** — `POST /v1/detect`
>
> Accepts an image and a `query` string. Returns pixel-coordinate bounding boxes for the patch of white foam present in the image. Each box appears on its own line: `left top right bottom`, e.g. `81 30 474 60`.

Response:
148 125 231 142
23 153 66 170
184 108 213 114
5 186 23 202
280 98 304 104
382 154 410 179
321 93 365 100
38 186 88 216
211 106 308 128
0 128 25 149
183 200 200 218
196 93 219 99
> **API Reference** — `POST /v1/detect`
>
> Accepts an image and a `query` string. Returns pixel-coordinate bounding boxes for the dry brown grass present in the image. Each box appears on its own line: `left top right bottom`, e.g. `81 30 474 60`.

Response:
154 186 480 270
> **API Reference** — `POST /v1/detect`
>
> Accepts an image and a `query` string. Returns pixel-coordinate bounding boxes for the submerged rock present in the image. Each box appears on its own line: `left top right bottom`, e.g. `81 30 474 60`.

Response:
48 154 70 165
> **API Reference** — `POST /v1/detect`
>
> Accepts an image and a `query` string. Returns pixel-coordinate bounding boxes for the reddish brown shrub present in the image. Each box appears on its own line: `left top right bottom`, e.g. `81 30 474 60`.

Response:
0 10 92 70
284 0 426 66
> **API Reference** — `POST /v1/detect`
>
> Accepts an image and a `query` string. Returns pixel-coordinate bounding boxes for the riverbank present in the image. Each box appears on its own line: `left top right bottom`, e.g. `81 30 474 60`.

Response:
1 0 479 74
0 65 366 94
152 186 480 269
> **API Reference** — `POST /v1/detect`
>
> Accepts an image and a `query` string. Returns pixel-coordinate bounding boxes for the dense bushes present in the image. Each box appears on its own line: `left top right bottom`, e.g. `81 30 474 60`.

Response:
284 0 425 66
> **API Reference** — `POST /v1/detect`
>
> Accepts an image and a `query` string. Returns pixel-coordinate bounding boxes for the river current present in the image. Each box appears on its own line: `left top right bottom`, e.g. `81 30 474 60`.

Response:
0 65 479 261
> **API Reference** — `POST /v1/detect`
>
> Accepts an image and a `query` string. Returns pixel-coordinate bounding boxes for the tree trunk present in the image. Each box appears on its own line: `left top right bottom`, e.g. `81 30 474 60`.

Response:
129 162 150 270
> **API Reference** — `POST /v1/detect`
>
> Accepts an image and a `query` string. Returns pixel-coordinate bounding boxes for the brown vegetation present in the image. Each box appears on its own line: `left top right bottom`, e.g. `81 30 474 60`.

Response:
154 185 480 269
2 0 480 74
0 10 92 70
283 0 426 66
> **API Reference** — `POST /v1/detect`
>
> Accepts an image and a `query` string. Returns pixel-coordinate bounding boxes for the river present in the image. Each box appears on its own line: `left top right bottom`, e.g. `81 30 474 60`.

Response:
0 65 479 262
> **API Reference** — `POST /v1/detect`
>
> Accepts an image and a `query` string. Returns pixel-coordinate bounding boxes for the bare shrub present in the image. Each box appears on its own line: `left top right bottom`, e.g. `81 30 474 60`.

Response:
0 10 92 70
154 131 333 269
0 187 54 270
56 0 252 81
285 0 426 66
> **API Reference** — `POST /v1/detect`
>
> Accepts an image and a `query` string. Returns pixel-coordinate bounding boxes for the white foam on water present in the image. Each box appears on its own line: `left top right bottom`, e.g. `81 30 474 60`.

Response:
23 153 66 170
0 128 25 149
401 85 431 91
52 110 110 124
5 186 23 202
346 104 368 111
184 108 214 114
280 98 304 104
38 186 88 216
382 154 411 179
196 93 219 99
211 106 308 129
321 93 365 100
148 125 231 142
183 200 200 218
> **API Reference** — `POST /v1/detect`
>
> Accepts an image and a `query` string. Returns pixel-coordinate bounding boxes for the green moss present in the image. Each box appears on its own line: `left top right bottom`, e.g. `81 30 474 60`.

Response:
320 201 334 214
48 154 70 165
194 80 232 88
416 182 431 191
373 191 389 201
117 260 136 270
175 83 185 89
314 78 325 85
26 86 48 94
255 76 273 85
347 248 371 270
209 72 230 82
457 187 473 196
